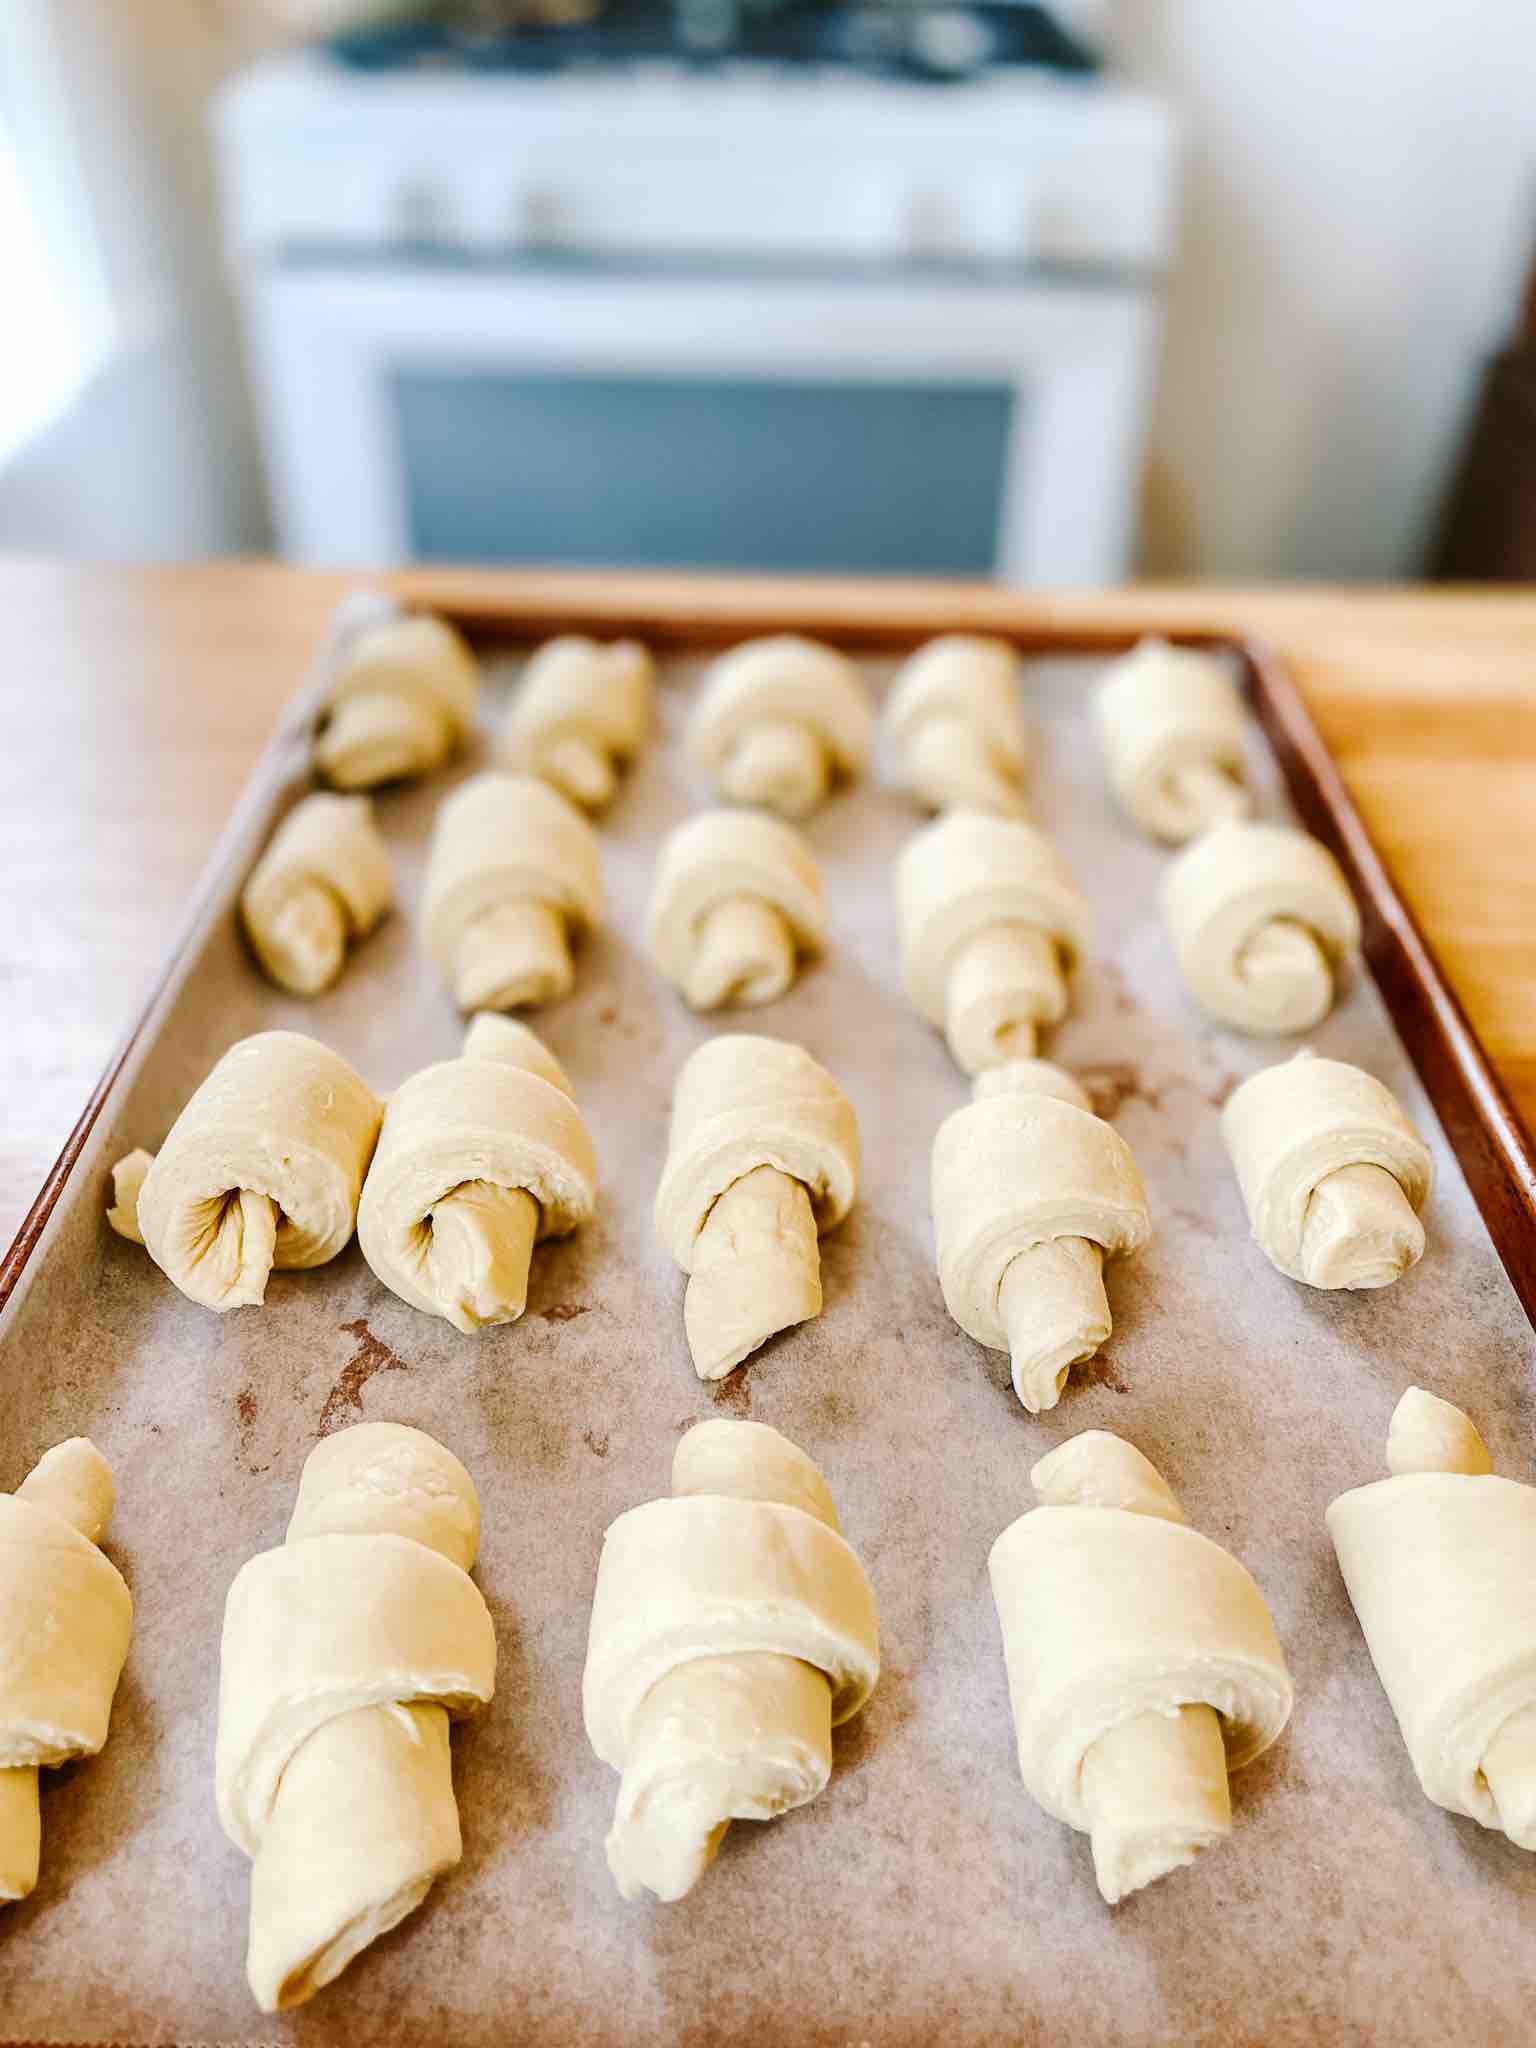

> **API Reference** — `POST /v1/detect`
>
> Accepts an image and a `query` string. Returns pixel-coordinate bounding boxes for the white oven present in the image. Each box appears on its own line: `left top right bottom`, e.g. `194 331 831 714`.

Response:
216 54 1175 582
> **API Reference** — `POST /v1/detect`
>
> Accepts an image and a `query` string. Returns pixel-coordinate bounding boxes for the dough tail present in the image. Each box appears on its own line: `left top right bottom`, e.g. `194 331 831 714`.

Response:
683 1165 821 1379
0 1766 40 1903
605 1653 831 1902
998 1237 1111 1413
1167 759 1248 835
906 713 1023 816
1298 1162 1424 1290
543 734 616 811
1081 1704 1232 1904
944 922 1064 1075
1234 916 1333 1032
453 900 571 1011
107 1149 155 1245
257 882 348 996
721 719 826 819
318 689 443 789
426 1182 540 1332
684 896 795 1010
246 1701 460 2012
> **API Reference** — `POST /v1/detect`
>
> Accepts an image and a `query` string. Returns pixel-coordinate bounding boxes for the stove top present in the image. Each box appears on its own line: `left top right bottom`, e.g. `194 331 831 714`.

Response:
327 2 1098 84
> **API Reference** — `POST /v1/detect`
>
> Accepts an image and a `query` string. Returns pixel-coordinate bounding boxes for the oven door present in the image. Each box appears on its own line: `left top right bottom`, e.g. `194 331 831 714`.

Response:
243 262 1159 582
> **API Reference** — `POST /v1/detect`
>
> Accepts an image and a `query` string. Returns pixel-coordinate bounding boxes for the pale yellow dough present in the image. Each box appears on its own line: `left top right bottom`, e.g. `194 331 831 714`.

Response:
133 1033 383 1311
990 1431 1292 1903
897 811 1090 1077
1328 1387 1536 1848
314 598 478 790
422 771 603 1012
499 634 653 811
106 1148 154 1244
357 1023 596 1332
1094 639 1252 843
216 1422 496 2010
0 1439 131 1905
583 1419 879 1902
1222 1051 1432 1288
1161 820 1360 1035
240 792 394 995
883 634 1031 817
688 635 872 819
654 1035 859 1379
932 1061 1149 1411
646 808 826 1011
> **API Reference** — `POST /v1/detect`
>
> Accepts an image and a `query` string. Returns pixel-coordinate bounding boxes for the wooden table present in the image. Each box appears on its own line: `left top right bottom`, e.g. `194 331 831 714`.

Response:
3 560 1534 1245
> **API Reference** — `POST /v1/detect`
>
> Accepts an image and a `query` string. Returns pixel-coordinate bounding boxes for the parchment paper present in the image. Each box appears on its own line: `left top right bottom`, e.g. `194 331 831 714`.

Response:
2 643 1534 2047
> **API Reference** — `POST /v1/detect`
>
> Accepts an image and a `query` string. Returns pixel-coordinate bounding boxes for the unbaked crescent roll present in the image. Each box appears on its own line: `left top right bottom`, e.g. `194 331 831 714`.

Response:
655 1035 859 1380
217 1422 496 2010
688 636 872 820
422 771 603 1013
130 1033 383 1312
932 1064 1150 1412
646 808 826 1011
1161 820 1360 1035
1222 1051 1432 1289
1094 639 1251 842
357 1023 596 1333
1328 1386 1536 1850
583 1418 879 1902
990 1431 1292 1903
462 1010 574 1096
314 596 479 791
884 634 1030 817
499 635 653 812
240 793 394 996
897 812 1090 1077
0 1440 131 1905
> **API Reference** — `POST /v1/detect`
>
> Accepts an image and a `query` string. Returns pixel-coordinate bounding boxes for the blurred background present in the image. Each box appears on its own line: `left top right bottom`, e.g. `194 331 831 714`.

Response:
0 0 1531 582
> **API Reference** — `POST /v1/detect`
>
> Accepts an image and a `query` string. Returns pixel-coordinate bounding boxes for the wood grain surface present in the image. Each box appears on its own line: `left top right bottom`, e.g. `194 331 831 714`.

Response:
2 559 1533 1245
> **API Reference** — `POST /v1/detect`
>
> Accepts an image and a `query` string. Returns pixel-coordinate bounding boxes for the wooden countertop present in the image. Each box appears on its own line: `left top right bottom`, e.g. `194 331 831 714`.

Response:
2 559 1533 1245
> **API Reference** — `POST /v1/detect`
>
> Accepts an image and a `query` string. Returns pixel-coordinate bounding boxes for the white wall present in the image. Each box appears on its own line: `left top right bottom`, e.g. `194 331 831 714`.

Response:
0 2 266 558
1116 0 1536 578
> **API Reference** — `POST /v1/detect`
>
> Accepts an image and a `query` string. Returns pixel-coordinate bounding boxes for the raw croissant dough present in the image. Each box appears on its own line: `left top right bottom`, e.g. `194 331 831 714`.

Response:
655 1035 859 1379
240 792 394 995
314 595 479 790
217 1422 497 2010
357 1017 596 1332
1094 639 1251 842
932 1062 1150 1411
1327 1386 1536 1849
499 634 653 811
583 1419 879 1902
1161 820 1360 1035
688 635 872 819
897 811 1090 1076
990 1432 1292 1902
422 771 603 1012
646 808 826 1010
883 634 1031 817
1222 1051 1432 1289
0 1439 131 1904
127 1032 383 1311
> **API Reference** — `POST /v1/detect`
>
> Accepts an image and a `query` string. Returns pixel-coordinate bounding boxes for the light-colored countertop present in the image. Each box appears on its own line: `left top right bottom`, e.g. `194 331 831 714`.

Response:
2 559 1533 1242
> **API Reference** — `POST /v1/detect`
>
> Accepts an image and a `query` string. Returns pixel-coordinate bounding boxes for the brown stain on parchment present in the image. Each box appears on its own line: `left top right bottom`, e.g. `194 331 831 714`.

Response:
541 1302 591 1323
708 1370 753 1417
318 1318 411 1436
1080 1061 1167 1119
582 1428 609 1458
1075 1352 1130 1395
233 1386 269 1474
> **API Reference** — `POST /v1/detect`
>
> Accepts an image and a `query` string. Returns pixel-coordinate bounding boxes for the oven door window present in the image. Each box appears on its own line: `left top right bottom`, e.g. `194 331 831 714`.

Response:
394 367 1014 573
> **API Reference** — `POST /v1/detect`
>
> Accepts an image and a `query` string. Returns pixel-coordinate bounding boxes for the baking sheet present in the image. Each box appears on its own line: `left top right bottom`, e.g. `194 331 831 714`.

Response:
3 640 1535 2047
